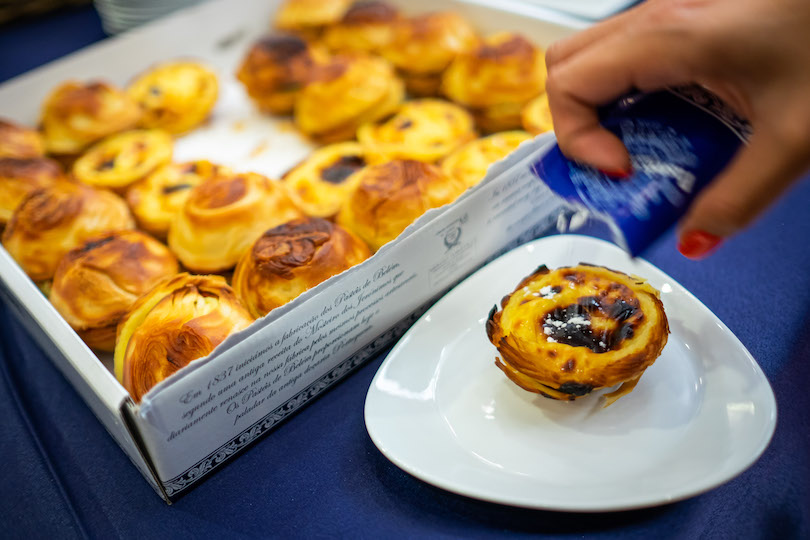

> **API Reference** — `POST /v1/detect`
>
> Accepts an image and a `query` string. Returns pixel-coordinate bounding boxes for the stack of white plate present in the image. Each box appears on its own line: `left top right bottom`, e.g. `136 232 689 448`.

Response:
94 0 203 34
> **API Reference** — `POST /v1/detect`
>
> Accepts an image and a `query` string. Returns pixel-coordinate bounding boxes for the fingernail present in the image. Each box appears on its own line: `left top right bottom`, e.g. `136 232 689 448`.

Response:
678 230 723 259
598 167 633 180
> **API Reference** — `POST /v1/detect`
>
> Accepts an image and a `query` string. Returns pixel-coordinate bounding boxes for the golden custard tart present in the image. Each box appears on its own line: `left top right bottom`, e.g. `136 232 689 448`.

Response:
168 171 304 273
2 181 134 282
281 142 368 217
49 230 179 351
233 217 370 318
521 92 553 135
442 33 547 132
0 118 45 158
322 1 401 54
115 273 254 402
72 129 173 192
40 80 141 155
357 99 476 162
126 160 230 239
237 34 329 115
275 0 353 39
336 159 465 251
486 264 669 406
294 53 403 143
128 60 219 134
0 157 64 227
440 130 531 188
380 11 479 97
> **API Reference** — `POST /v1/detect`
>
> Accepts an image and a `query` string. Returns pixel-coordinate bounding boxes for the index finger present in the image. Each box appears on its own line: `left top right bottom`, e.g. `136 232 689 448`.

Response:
546 31 699 172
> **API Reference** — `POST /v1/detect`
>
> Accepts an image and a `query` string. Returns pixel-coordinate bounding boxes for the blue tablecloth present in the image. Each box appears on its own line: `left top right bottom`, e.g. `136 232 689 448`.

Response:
1 6 808 539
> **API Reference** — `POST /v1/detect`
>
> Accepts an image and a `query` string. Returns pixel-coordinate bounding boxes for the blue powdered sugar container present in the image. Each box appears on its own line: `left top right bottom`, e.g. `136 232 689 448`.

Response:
530 85 750 255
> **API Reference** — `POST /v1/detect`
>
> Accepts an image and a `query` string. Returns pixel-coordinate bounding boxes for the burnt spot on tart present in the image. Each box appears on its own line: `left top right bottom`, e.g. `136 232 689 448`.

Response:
162 183 194 194
191 175 248 209
478 35 534 62
320 155 366 184
77 235 117 253
252 218 333 279
97 158 116 171
541 300 641 353
12 186 85 232
0 120 45 159
342 1 398 24
0 157 62 179
256 34 310 62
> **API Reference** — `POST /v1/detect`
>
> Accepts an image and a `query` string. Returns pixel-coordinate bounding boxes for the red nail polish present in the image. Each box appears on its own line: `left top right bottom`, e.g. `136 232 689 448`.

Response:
678 230 723 259
598 167 633 180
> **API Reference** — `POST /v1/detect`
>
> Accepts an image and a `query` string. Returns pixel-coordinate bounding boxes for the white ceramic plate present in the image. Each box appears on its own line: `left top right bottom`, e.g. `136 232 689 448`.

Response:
365 235 776 512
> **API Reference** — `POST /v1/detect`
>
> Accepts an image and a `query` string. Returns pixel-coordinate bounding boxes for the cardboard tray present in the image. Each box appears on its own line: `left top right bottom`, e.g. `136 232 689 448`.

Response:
0 0 582 501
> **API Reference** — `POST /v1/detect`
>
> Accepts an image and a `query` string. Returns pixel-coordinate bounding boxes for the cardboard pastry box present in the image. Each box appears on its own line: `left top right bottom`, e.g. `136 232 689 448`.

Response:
0 0 582 501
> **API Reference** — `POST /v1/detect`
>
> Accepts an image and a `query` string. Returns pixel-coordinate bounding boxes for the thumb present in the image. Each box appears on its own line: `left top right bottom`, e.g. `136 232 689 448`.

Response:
677 128 809 259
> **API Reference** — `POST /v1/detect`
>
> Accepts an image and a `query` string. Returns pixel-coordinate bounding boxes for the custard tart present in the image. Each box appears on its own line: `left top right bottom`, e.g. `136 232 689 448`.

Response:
126 160 230 239
294 53 403 143
2 181 134 281
128 60 219 134
40 80 141 155
486 264 669 406
49 230 179 351
115 273 253 402
233 217 370 318
275 0 353 39
440 130 531 188
237 34 329 115
168 171 304 273
281 142 368 217
380 11 478 97
442 33 546 132
336 159 465 251
72 129 173 192
357 99 476 162
322 1 401 54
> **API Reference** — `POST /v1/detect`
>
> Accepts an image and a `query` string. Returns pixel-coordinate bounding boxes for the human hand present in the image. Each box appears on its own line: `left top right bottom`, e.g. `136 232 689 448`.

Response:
544 0 810 258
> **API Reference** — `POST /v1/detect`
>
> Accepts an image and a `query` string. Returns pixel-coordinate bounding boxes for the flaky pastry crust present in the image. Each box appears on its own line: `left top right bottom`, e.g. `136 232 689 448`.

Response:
168 171 304 273
0 118 45 159
114 273 253 402
128 60 219 134
336 159 465 251
2 181 134 281
233 217 370 317
0 157 64 226
49 230 179 351
40 80 141 155
486 264 669 406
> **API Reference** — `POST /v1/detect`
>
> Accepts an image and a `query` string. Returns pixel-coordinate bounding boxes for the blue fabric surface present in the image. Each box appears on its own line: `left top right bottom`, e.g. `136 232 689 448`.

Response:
1 6 808 539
